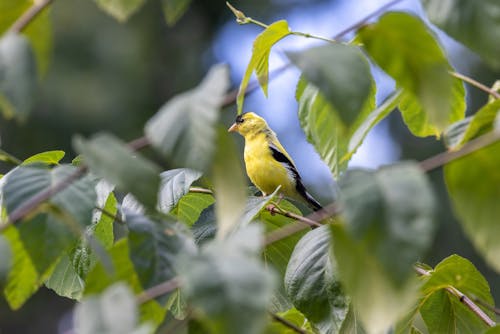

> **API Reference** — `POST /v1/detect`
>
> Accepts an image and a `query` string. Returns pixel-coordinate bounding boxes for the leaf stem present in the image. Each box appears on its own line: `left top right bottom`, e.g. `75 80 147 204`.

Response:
8 0 54 34
419 130 500 172
450 71 500 100
136 276 181 304
269 312 309 334
0 149 22 165
414 266 496 327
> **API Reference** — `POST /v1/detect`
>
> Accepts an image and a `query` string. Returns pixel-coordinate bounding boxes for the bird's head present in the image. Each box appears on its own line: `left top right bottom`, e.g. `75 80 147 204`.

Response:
227 112 269 137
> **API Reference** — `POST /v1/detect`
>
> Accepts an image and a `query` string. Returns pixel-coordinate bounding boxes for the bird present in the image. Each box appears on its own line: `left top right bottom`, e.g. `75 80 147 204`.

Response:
228 112 322 211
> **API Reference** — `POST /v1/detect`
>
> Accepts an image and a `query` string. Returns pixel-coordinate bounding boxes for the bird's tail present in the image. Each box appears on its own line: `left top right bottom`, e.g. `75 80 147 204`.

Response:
304 191 323 212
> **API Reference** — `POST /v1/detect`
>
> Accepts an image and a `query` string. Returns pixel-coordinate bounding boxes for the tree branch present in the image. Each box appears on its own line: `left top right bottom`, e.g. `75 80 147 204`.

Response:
136 277 181 304
269 312 309 334
414 266 496 327
450 71 500 100
8 0 54 34
419 131 500 172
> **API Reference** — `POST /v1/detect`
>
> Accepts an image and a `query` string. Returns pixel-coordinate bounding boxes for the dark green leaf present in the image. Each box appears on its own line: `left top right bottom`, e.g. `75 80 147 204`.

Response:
422 0 500 69
285 226 349 333
145 64 229 172
126 213 196 302
237 20 291 114
74 132 161 211
0 33 37 120
74 283 152 334
420 255 494 333
22 150 65 165
0 235 11 286
288 44 372 127
191 204 216 245
444 141 500 272
161 0 192 26
175 192 215 226
178 225 275 334
359 12 460 136
332 162 436 332
93 0 147 22
158 168 202 213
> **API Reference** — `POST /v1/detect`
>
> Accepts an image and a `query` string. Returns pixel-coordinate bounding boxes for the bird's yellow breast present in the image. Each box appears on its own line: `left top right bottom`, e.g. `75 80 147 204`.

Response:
243 133 296 196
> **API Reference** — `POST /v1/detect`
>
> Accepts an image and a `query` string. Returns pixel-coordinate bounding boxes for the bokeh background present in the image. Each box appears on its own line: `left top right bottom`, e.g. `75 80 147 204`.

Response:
0 0 499 332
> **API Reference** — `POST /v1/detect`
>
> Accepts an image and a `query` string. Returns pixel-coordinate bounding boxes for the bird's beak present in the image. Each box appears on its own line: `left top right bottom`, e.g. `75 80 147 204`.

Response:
228 123 238 132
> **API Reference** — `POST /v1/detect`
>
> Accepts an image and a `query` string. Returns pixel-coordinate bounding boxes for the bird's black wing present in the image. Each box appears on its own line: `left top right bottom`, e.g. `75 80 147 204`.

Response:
268 144 322 211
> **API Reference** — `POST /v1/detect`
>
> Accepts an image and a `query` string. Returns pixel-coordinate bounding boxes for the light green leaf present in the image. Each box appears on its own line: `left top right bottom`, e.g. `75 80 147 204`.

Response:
178 225 275 334
2 226 39 310
45 254 85 300
297 76 385 178
0 1 52 74
444 141 500 272
212 128 246 239
237 20 291 114
74 283 152 334
359 12 460 136
73 132 161 211
22 150 65 165
126 213 196 302
483 326 500 334
174 192 214 226
0 33 37 120
145 64 229 172
161 0 192 26
285 226 349 333
158 168 203 213
332 162 436 333
93 0 147 22
265 308 314 334
445 99 500 150
398 76 466 137
420 255 494 333
288 44 372 127
422 0 500 69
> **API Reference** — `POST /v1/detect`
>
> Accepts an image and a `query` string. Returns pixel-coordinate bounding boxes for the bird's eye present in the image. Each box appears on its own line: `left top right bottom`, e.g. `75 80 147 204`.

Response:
235 115 244 124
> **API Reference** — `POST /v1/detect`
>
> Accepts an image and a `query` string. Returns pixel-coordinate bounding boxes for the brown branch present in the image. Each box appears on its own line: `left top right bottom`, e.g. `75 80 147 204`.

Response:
266 204 322 228
8 0 54 34
94 206 125 224
269 312 309 334
414 266 496 327
450 71 500 100
472 297 500 316
419 131 500 172
136 277 181 304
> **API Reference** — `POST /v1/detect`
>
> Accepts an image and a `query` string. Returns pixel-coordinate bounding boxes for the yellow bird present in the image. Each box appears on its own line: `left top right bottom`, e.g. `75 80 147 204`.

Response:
228 112 322 211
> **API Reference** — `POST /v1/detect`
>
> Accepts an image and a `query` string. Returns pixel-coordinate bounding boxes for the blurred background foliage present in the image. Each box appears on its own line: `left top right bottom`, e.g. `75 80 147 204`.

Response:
0 0 499 332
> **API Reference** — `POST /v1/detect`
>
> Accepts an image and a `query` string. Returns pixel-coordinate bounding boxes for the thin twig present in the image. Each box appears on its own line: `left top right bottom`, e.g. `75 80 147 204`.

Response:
419 131 500 172
266 204 322 228
269 312 309 334
472 297 500 316
127 136 151 151
189 186 214 194
136 277 181 304
414 266 496 327
450 71 500 100
8 0 54 34
95 206 125 224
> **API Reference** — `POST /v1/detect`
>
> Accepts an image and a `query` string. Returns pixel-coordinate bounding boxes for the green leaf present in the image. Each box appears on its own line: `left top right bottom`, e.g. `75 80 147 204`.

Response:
175 192 214 226
398 76 466 137
0 33 37 120
265 308 314 334
444 141 500 272
126 213 196 301
445 99 500 150
358 12 460 136
332 162 436 332
0 1 52 74
145 64 229 172
178 225 276 334
212 127 247 239
237 20 291 114
45 254 85 300
191 203 216 245
297 76 385 177
2 226 39 310
483 326 500 334
93 0 147 22
74 283 152 334
161 0 192 26
158 168 202 213
285 226 349 333
420 255 494 333
3 165 97 276
422 0 500 69
73 132 161 211
288 44 372 127
22 150 65 165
